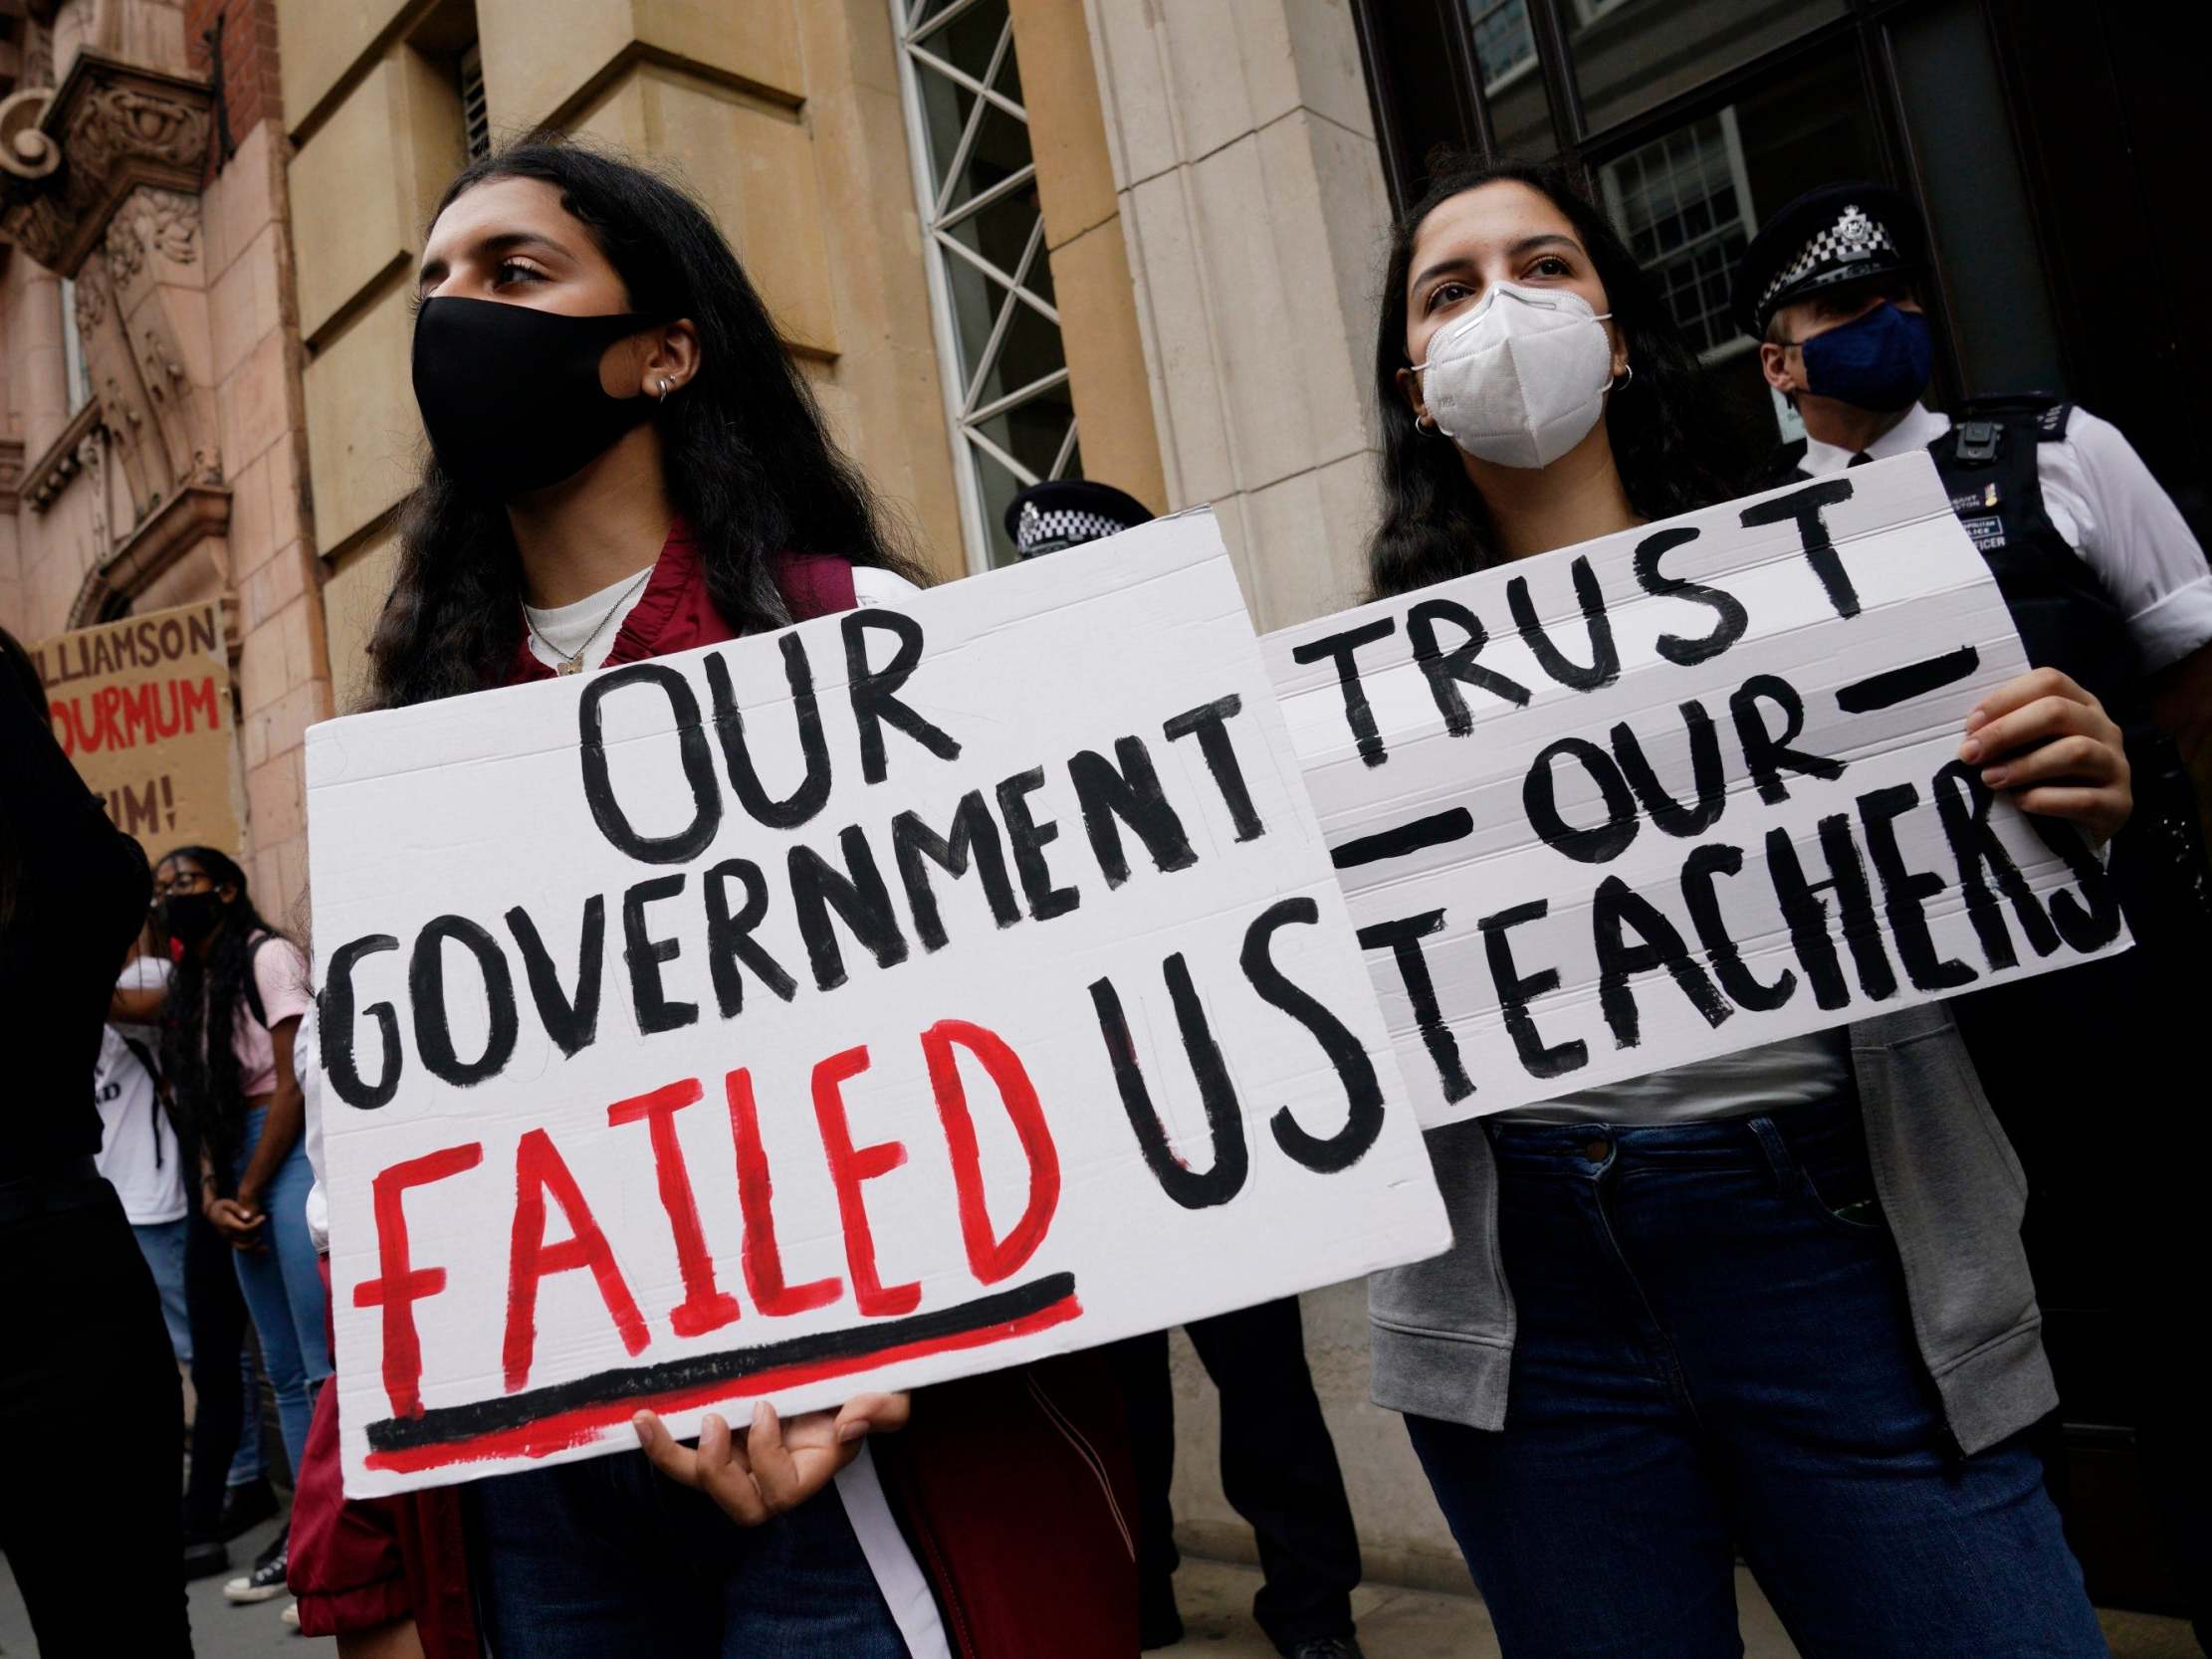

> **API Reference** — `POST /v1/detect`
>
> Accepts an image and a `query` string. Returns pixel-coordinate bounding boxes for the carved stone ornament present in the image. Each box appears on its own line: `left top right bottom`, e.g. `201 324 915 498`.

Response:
0 51 210 275
104 184 197 283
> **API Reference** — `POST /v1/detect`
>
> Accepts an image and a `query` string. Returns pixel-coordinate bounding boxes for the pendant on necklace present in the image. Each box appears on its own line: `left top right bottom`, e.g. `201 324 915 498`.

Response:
557 658 584 676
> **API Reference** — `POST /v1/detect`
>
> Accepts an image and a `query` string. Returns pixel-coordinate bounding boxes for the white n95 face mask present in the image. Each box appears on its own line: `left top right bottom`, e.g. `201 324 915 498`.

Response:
1413 284 1617 469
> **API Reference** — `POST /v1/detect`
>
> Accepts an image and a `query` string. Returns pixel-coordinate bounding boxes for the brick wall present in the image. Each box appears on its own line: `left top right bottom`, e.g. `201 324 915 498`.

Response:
185 0 283 166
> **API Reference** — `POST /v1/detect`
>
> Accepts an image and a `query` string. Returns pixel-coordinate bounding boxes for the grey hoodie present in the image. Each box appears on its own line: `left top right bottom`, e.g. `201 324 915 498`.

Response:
1368 999 2055 1457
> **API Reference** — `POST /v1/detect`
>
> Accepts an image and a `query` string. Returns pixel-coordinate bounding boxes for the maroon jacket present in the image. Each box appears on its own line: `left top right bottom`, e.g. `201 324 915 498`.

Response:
291 524 1137 1656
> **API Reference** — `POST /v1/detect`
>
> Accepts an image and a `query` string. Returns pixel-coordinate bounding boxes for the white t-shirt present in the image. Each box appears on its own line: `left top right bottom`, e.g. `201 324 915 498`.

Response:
523 563 922 675
94 956 185 1224
1802 403 2212 672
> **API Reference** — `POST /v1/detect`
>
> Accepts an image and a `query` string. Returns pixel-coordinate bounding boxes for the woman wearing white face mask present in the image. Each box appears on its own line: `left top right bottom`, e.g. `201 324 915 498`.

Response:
1360 158 2123 1658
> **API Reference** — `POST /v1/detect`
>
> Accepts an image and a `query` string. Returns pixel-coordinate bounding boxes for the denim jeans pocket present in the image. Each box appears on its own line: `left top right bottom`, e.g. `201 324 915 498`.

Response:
1793 1145 1883 1234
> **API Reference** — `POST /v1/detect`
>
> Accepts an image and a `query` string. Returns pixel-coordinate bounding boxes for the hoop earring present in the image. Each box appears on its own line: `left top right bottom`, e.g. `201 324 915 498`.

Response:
1416 412 1438 433
1611 364 1635 391
656 376 673 402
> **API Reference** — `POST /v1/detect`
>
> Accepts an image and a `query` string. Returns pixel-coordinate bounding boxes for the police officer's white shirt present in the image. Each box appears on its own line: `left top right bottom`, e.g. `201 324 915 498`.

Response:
1803 403 2212 673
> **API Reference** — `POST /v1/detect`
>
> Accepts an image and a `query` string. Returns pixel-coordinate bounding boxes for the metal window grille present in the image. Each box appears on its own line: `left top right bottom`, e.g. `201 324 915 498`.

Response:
1598 107 1755 358
460 44 491 162
889 0 1079 570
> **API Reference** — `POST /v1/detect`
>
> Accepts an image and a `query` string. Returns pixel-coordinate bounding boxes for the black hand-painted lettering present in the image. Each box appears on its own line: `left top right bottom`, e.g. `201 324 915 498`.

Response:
1407 597 1531 735
892 793 1021 953
1612 701 1724 838
1331 808 1474 871
1858 783 1977 991
843 611 962 785
1507 554 1619 692
1930 760 2061 968
1680 843 1795 1010
1090 958 1249 1209
787 826 912 992
1739 479 1861 620
408 916 520 1087
504 900 604 1058
1591 875 1732 1048
577 664 723 865
702 858 798 1016
1477 900 1586 1079
1242 898 1384 1171
2026 815 2124 954
996 767 1079 921
1356 911 1474 1105
324 933 402 1109
1765 816 1897 1009
1731 675 1845 804
620 874 699 1034
1163 696 1264 841
1632 526 1748 667
1523 737 1640 864
704 638 830 830
1835 647 1980 715
1069 735 1197 888
1291 617 1397 767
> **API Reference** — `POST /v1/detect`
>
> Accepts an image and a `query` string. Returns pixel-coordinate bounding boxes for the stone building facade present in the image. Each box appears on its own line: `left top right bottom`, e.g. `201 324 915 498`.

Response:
2 0 1457 1585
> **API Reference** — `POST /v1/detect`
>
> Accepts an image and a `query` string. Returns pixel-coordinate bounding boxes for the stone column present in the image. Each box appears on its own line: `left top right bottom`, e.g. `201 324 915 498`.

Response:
1077 0 1394 631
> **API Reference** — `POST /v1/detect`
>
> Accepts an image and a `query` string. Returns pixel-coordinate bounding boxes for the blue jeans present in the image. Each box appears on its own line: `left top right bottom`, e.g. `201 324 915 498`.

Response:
130 1218 190 1363
229 1107 331 1477
1405 1094 2106 1659
471 1452 909 1658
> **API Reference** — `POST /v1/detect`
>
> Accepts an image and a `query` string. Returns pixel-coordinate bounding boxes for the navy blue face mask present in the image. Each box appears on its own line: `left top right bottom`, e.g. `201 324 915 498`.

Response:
1797 302 1932 412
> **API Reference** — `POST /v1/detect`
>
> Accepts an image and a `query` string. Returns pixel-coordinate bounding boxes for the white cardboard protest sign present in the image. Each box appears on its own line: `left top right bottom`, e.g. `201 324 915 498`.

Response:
1265 453 2131 1125
308 513 1449 1496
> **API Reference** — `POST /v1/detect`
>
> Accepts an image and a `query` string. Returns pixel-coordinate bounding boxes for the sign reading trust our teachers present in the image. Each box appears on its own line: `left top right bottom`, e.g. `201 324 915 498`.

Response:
1264 453 2131 1126
307 513 1449 1498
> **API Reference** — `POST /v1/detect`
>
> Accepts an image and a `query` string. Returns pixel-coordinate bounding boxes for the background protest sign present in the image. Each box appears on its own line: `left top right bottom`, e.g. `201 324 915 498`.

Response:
33 599 243 859
307 512 1449 1497
1265 453 2130 1125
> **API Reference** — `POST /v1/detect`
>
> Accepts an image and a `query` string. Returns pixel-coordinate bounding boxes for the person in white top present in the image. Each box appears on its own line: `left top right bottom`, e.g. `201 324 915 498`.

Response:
1741 179 2212 1644
98 944 188 1358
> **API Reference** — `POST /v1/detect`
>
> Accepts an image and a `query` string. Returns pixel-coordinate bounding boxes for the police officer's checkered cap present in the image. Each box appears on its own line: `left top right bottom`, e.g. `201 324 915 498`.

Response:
1015 501 1131 553
1758 203 1898 318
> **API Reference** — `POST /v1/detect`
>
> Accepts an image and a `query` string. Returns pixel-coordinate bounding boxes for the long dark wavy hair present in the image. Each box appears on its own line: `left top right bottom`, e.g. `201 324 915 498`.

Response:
1368 154 1744 598
156 846 284 1173
364 135 926 711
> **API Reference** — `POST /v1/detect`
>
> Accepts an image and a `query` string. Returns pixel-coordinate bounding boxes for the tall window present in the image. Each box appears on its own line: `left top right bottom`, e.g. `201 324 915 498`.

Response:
1597 107 1754 359
458 43 491 161
1467 0 1537 91
59 277 93 412
890 0 1079 569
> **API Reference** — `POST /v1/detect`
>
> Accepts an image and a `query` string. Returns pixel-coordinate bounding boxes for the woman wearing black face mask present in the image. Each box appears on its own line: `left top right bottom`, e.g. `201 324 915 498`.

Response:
0 625 192 1655
286 136 1138 1659
154 844 325 1616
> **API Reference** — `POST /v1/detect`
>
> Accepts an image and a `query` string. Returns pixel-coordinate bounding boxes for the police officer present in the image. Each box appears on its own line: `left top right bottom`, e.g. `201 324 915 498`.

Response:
1006 479 1369 1659
1734 183 2212 1642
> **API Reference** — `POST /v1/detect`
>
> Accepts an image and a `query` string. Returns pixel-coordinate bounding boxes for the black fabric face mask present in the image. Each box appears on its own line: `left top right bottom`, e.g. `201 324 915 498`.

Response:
412 297 663 500
160 890 223 946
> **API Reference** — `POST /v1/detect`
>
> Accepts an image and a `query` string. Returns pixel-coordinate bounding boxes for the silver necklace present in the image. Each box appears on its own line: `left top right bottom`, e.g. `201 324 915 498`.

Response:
529 566 656 676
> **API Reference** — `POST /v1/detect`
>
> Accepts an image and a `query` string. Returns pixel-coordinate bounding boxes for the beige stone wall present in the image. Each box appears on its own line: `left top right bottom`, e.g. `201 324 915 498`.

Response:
1078 0 1392 634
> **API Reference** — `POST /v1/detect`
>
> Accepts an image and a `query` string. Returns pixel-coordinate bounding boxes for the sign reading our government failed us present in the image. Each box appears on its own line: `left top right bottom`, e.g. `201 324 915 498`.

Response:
1266 453 2129 1125
308 514 1447 1498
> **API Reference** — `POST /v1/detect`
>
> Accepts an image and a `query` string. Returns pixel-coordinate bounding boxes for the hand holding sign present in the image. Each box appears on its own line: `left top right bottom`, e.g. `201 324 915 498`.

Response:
632 1392 908 1525
1958 666 2130 843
